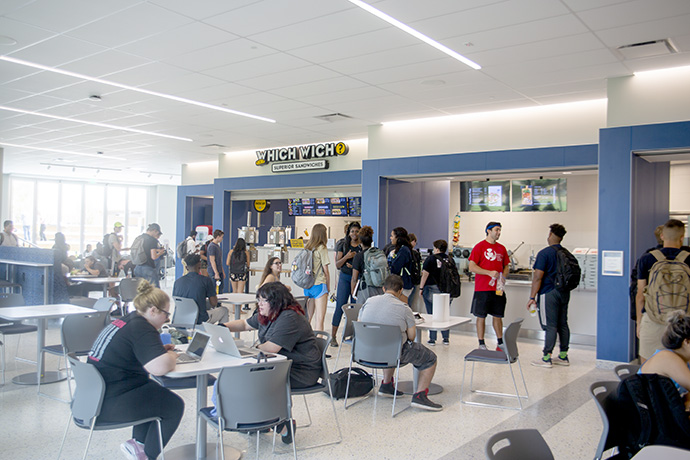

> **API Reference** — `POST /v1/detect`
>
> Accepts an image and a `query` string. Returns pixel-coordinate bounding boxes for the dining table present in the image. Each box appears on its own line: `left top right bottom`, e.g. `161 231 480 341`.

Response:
216 293 259 338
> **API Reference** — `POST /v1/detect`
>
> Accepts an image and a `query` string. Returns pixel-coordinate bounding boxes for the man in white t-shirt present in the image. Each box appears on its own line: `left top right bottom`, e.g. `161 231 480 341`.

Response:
0 220 19 247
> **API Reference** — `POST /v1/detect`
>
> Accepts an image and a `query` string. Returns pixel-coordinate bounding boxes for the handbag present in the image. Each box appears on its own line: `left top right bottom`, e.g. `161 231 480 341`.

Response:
324 367 373 400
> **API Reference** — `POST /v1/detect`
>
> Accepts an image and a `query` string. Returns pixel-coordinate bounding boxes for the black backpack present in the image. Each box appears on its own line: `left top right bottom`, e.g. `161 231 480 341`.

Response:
612 373 690 457
554 246 581 291
410 249 422 285
436 255 462 299
100 233 114 258
324 367 373 400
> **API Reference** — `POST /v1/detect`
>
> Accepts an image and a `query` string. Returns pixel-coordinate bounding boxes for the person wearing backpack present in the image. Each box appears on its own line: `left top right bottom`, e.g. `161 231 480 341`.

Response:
420 239 453 346
132 223 166 288
331 221 361 347
528 224 577 368
226 237 250 295
350 226 386 305
388 227 416 299
636 219 690 363
303 223 331 333
99 222 124 275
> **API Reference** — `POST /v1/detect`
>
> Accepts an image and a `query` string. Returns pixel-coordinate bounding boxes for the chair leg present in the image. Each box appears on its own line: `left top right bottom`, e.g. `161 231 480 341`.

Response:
516 358 529 398
469 362 476 392
255 428 260 460
82 420 96 460
56 412 72 460
1 338 6 386
344 354 354 410
334 343 342 370
508 362 523 410
298 394 312 428
156 419 165 460
459 360 467 402
391 364 400 417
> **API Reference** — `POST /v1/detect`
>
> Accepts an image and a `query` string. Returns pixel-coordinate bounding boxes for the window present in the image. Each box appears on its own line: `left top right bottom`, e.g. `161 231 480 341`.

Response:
10 179 35 244
36 182 59 246
127 187 147 246
60 183 82 255
84 184 105 250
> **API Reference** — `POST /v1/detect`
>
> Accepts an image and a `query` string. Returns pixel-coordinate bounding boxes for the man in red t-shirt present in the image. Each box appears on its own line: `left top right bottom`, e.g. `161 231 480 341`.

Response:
468 222 510 351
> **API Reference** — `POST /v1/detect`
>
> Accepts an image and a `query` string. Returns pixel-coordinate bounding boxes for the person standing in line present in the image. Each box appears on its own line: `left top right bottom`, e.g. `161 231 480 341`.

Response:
350 226 385 304
468 222 510 351
133 223 166 288
0 220 18 247
226 237 250 294
181 230 199 276
206 229 225 295
408 233 422 310
107 222 125 275
39 220 47 241
528 224 573 368
388 227 416 300
420 239 452 346
331 222 361 347
303 223 330 333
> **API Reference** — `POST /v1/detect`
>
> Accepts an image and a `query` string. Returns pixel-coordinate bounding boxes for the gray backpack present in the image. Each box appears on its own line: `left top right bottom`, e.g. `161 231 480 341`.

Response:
291 248 315 289
363 247 390 288
129 235 148 266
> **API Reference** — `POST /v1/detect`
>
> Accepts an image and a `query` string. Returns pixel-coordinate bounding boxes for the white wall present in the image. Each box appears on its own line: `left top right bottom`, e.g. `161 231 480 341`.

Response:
671 163 690 213
181 160 218 186
151 185 178 249
607 66 690 128
368 99 606 159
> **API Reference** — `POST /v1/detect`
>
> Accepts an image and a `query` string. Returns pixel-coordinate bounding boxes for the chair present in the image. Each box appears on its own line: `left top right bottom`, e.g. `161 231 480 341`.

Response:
590 380 623 460
199 359 295 460
0 280 22 294
614 363 640 381
290 330 342 449
294 296 308 320
334 303 363 369
485 429 555 460
57 353 165 460
345 321 406 417
118 278 142 314
460 318 528 410
170 296 199 331
0 293 38 383
38 311 109 402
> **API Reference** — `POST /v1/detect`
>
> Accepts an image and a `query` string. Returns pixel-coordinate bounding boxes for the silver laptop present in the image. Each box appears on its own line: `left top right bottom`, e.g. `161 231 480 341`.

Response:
176 330 210 364
202 322 261 358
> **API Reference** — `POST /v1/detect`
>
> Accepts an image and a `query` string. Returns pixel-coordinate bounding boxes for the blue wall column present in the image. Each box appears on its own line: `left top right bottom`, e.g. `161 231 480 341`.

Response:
175 184 213 278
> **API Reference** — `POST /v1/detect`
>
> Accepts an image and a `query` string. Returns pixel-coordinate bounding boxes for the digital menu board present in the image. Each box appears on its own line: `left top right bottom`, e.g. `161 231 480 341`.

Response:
347 197 361 217
288 197 361 216
460 181 510 212
511 178 567 212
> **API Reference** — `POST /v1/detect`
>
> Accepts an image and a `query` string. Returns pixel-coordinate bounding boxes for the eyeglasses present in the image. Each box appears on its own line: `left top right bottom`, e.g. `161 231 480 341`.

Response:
273 262 282 266
256 297 269 305
157 307 171 318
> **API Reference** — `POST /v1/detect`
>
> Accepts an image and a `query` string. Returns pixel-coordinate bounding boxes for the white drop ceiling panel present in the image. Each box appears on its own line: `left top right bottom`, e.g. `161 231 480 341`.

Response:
166 39 277 72
595 13 690 47
203 53 311 82
576 0 690 31
235 65 341 91
322 43 441 75
148 0 251 21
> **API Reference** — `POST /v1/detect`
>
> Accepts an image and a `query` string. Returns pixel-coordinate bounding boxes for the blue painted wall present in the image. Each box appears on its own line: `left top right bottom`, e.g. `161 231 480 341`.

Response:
229 199 295 247
175 184 213 278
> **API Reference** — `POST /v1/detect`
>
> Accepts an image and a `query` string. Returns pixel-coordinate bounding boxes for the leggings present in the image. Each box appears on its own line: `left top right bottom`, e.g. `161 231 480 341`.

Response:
332 271 354 327
98 381 184 459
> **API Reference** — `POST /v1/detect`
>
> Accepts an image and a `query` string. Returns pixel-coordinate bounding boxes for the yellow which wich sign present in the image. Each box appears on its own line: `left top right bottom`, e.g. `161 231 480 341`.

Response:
253 200 270 212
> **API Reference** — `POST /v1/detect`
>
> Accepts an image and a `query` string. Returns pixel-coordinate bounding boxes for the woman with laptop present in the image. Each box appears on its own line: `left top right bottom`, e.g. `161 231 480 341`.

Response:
222 281 322 444
88 280 184 460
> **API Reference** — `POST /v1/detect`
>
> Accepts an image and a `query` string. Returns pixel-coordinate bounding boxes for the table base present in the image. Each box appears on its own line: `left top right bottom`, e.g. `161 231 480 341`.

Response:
13 371 67 386
396 381 443 395
166 443 241 460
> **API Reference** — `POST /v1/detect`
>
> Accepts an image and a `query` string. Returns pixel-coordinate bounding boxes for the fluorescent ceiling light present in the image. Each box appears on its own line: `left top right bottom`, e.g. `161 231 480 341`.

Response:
2 142 126 160
0 55 277 124
0 105 193 142
347 0 481 70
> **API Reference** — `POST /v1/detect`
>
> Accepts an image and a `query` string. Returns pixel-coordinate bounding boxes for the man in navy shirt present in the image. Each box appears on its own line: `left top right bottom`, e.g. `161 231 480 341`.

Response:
173 254 227 324
206 229 225 294
528 224 572 368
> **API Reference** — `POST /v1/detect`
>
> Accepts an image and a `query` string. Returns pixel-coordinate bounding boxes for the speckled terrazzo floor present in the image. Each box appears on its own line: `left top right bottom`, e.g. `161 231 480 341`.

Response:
1 307 612 460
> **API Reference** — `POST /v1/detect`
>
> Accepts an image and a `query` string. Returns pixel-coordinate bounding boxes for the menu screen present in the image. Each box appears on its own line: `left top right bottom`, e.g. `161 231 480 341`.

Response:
348 197 361 217
511 179 567 212
460 181 510 212
288 197 361 216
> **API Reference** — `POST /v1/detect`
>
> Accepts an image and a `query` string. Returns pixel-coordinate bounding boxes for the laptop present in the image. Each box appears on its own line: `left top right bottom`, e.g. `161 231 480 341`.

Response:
176 330 210 364
202 322 261 359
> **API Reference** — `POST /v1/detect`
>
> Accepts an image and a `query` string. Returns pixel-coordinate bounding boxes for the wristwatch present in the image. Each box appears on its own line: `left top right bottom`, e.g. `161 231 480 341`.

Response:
529 297 535 301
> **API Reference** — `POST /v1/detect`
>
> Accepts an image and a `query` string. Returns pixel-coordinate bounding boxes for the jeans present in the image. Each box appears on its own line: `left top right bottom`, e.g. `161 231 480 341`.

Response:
134 264 159 288
537 288 570 355
332 271 353 327
422 285 448 341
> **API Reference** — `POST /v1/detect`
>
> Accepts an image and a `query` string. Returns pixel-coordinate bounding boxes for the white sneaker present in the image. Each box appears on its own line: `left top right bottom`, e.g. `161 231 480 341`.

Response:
478 344 488 350
121 439 147 460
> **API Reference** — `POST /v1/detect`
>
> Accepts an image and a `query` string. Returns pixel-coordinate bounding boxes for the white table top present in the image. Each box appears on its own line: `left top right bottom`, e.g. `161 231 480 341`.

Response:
0 259 53 268
0 304 96 321
415 313 471 330
216 293 258 305
69 276 121 284
165 345 286 378
632 445 690 459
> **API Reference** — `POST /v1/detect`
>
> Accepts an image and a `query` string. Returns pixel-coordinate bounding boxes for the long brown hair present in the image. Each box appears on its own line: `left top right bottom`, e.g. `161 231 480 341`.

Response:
305 223 327 251
259 256 281 285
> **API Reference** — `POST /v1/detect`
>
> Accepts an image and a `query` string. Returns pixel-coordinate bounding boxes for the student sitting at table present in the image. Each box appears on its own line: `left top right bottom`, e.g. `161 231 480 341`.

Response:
222 281 321 444
257 256 291 291
88 280 184 460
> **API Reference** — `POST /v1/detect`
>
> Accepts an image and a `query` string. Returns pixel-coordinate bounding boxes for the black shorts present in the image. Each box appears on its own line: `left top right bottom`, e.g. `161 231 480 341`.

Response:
471 291 507 318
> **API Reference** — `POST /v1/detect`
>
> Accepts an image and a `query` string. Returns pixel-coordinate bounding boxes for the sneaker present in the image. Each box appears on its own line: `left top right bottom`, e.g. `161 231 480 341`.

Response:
120 439 146 460
442 338 450 346
330 337 339 348
280 420 296 445
478 344 488 350
411 390 443 411
554 356 570 366
427 339 436 346
496 345 504 353
378 381 404 397
531 358 553 368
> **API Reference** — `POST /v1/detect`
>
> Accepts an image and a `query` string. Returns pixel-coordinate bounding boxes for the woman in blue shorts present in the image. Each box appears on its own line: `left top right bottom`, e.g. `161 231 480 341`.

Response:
304 223 330 332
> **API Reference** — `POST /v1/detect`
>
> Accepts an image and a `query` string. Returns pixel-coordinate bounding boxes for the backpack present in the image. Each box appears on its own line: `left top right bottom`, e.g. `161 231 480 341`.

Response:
100 233 114 258
291 248 315 289
229 249 248 275
554 246 581 292
175 238 189 259
410 249 422 285
643 250 690 324
612 373 690 457
436 255 462 299
324 367 373 400
362 247 390 288
129 234 148 266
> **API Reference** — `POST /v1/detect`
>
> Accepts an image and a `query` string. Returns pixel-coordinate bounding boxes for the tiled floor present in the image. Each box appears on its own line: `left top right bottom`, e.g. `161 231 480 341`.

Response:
0 306 614 460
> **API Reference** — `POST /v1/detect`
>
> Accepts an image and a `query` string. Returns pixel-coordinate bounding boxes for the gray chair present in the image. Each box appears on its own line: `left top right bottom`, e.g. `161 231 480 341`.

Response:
614 363 640 381
485 429 555 460
0 293 38 383
345 321 406 417
118 277 142 314
291 330 342 449
38 311 109 402
590 380 622 460
57 353 165 460
293 296 308 320
460 318 528 410
0 280 22 294
199 359 295 460
334 303 363 369
171 296 199 331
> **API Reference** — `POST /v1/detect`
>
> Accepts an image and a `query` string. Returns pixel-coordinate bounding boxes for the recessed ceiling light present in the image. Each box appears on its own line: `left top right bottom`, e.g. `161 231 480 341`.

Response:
0 56 276 123
0 142 125 160
347 0 481 70
89 95 102 102
0 35 17 46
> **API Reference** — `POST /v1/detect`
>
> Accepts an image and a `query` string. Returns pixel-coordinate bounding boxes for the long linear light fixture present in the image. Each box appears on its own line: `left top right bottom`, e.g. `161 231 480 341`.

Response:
1 142 126 160
0 56 276 123
347 0 481 70
0 105 193 142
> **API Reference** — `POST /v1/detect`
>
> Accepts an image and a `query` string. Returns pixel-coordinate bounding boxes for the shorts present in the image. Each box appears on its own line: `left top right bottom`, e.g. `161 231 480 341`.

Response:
471 291 507 318
400 341 437 371
639 313 667 360
229 272 248 282
303 283 328 299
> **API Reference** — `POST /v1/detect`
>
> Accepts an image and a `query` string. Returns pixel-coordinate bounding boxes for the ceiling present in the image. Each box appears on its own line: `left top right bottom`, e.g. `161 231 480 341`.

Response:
1 0 690 185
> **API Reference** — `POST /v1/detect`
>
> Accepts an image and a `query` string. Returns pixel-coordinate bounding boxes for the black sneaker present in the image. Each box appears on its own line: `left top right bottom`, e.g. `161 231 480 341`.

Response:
330 338 339 348
442 338 449 346
280 420 296 445
427 339 436 346
411 391 443 411
378 381 403 397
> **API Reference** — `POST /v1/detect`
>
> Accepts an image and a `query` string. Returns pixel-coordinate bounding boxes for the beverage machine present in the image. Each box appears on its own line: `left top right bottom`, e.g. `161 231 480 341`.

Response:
238 212 259 262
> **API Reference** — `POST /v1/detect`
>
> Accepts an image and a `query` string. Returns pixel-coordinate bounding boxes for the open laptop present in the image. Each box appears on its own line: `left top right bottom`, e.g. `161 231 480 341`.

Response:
176 330 210 364
202 322 261 359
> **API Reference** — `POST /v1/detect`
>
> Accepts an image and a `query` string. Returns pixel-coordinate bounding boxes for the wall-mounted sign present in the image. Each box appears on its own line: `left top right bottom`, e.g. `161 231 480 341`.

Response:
255 142 349 167
272 159 328 173
253 200 270 212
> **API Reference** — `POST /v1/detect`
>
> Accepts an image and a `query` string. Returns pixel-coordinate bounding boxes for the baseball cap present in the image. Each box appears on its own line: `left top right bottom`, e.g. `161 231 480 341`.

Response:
114 222 124 228
147 223 162 234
